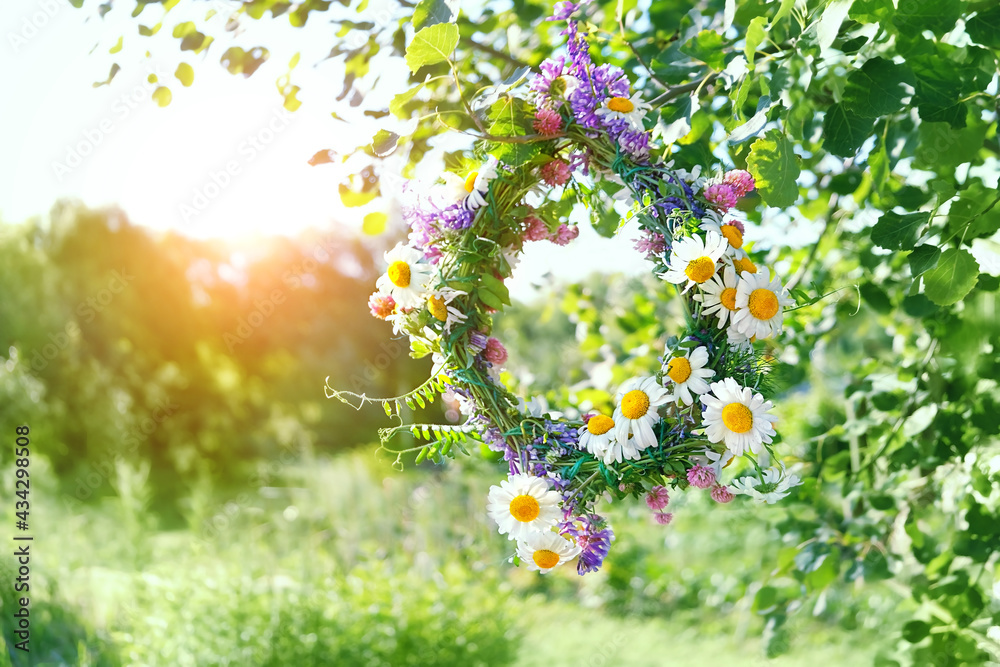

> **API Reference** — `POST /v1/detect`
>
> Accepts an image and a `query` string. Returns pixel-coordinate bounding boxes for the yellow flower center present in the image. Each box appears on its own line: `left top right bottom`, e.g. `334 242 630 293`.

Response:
721 402 753 433
721 225 743 249
427 295 448 321
607 96 635 113
721 287 738 311
684 256 716 283
733 256 757 274
387 261 411 288
587 414 615 436
509 494 540 522
533 549 561 569
748 288 779 320
620 389 650 420
464 171 479 193
666 357 692 384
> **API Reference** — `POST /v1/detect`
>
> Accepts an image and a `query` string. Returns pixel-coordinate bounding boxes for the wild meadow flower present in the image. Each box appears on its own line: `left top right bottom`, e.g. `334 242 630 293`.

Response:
694 265 741 329
533 108 563 136
659 232 730 292
551 223 579 246
375 244 434 309
367 292 396 320
732 270 793 339
645 485 670 511
704 183 738 212
701 378 777 456
483 337 508 365
662 345 714 406
723 169 755 198
487 473 562 541
540 159 571 187
595 92 651 132
516 531 581 573
686 464 716 489
731 465 801 503
612 376 670 458
578 412 617 460
653 512 674 525
711 484 735 503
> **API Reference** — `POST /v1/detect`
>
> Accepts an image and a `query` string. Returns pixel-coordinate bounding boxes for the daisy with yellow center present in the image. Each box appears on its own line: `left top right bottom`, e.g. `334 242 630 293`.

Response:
659 231 729 292
661 346 714 406
374 244 434 309
700 217 748 259
730 255 757 275
577 413 617 461
515 531 582 574
700 377 777 456
611 376 671 461
464 155 499 210
426 286 468 333
486 473 562 541
732 270 794 339
595 92 651 131
693 265 741 329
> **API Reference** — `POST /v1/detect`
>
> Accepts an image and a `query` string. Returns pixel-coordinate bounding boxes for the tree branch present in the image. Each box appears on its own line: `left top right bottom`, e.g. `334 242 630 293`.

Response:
460 36 531 69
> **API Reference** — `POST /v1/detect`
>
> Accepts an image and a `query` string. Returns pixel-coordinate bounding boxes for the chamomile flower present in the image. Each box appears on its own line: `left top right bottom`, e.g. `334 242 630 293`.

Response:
596 92 651 132
693 265 741 328
578 413 617 460
659 231 729 292
700 378 777 457
464 156 500 210
375 244 434 309
487 473 562 541
426 287 467 333
700 218 747 258
731 464 802 504
704 447 736 479
516 531 582 573
662 346 714 406
732 270 794 339
726 326 755 353
613 376 671 457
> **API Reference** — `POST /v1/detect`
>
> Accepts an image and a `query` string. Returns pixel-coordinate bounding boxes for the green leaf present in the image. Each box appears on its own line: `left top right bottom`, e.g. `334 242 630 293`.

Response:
914 122 988 171
966 7 1000 48
947 184 1000 240
893 0 960 36
412 0 456 31
744 17 767 68
478 288 505 311
902 620 931 643
405 23 459 73
680 30 725 70
871 211 929 251
908 245 941 277
362 212 387 235
485 96 539 166
174 62 194 87
152 86 172 107
339 184 378 208
390 81 424 119
842 58 910 118
479 274 510 305
822 104 875 158
849 0 892 24
371 129 400 157
747 130 799 207
923 247 980 306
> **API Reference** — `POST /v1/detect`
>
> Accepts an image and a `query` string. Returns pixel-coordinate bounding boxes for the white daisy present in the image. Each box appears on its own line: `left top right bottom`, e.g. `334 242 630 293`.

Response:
595 92 651 132
731 464 802 504
516 531 582 573
577 412 617 461
486 473 562 541
701 377 777 456
704 447 736 479
693 264 741 329
464 155 500 210
375 244 434 309
700 218 747 259
726 253 758 277
426 287 468 333
658 232 729 292
662 346 714 406
731 270 794 339
612 376 671 459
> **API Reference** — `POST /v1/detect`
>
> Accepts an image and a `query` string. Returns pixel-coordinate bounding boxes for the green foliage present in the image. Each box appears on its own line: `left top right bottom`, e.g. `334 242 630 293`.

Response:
405 23 459 73
747 130 800 207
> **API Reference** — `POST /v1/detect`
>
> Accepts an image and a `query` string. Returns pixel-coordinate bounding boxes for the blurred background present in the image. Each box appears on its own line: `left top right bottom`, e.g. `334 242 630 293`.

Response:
2 0 1000 666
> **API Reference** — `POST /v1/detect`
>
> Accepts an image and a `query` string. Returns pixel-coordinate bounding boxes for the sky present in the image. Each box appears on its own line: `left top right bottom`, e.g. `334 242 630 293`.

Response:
0 0 659 299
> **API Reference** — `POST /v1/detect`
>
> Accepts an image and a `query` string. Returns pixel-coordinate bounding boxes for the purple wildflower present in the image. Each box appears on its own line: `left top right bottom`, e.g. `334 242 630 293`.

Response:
562 514 614 575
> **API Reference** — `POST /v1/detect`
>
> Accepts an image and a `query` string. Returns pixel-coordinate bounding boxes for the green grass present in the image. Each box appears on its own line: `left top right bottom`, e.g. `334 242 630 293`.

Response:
2 452 894 666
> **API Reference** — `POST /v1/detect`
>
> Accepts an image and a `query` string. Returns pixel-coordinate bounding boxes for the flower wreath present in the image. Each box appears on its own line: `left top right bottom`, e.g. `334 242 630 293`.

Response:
328 2 802 576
